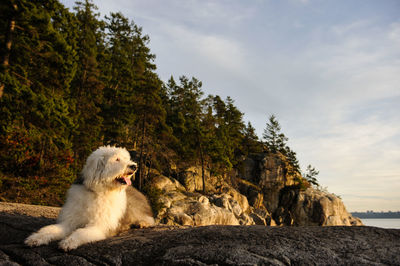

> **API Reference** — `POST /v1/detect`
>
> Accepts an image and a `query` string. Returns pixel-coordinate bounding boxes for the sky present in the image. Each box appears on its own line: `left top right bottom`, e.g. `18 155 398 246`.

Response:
62 0 400 212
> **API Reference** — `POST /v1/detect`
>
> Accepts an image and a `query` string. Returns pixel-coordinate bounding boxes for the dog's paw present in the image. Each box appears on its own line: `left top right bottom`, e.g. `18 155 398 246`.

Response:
137 221 152 228
59 237 79 252
25 233 48 247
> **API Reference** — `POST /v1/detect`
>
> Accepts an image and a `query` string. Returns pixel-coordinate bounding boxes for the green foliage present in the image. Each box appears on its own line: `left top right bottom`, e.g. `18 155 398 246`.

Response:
142 183 165 216
242 122 263 155
263 114 288 153
304 164 320 187
0 0 77 179
0 173 71 206
293 176 311 191
262 115 301 175
70 0 104 165
284 146 300 175
163 77 247 178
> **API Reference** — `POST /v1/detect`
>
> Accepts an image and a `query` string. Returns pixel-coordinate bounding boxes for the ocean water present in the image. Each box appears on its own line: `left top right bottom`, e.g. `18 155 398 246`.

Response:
361 218 400 229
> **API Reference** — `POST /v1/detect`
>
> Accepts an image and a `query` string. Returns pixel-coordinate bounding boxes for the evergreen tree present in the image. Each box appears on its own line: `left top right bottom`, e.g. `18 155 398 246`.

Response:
101 12 137 145
211 96 245 170
262 115 302 175
242 122 263 155
285 146 301 174
165 76 203 161
0 0 77 177
129 24 166 190
0 0 18 98
262 115 288 153
70 0 104 165
164 75 214 191
304 164 320 187
200 95 246 175
224 96 245 166
209 95 230 170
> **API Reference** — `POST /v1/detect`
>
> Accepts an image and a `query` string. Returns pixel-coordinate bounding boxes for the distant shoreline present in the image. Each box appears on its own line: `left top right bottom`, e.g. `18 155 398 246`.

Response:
351 211 400 219
361 217 400 219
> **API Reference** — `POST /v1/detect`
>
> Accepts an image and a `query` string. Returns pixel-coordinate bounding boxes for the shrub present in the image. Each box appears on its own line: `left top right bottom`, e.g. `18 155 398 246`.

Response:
142 183 165 216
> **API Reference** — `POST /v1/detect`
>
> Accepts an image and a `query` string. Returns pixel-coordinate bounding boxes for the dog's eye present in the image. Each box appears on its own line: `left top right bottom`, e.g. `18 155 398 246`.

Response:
116 158 120 162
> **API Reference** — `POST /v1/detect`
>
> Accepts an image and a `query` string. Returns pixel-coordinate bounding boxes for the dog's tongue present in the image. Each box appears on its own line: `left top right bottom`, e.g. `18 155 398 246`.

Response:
123 176 132 186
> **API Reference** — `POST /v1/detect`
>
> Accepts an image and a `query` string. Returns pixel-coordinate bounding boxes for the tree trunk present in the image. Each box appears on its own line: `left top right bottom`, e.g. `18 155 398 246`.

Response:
146 154 152 180
138 113 146 190
0 1 18 98
199 141 206 194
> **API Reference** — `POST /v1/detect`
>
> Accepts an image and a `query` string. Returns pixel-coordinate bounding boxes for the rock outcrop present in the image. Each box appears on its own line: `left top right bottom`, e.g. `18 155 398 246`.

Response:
148 151 363 227
275 187 363 226
152 175 253 226
237 152 362 226
239 153 298 212
1 203 399 265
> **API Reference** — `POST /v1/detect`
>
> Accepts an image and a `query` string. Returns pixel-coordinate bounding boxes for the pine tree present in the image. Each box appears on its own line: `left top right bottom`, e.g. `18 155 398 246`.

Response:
224 96 245 166
101 12 137 145
0 0 18 98
208 95 230 171
0 0 77 177
165 76 204 161
242 122 263 155
262 115 302 175
200 95 246 175
101 12 166 189
285 146 301 174
262 115 288 153
304 164 320 187
70 0 104 165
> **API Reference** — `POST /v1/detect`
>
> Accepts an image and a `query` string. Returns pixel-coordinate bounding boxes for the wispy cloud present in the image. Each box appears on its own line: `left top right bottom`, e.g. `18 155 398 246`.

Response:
389 22 400 41
244 16 400 211
158 23 247 73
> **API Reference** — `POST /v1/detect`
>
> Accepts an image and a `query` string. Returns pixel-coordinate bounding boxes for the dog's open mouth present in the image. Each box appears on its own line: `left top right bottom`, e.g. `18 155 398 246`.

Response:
115 176 131 185
115 170 134 186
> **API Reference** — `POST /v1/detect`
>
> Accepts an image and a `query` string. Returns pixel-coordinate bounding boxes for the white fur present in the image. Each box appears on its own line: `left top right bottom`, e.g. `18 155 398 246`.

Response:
25 146 155 251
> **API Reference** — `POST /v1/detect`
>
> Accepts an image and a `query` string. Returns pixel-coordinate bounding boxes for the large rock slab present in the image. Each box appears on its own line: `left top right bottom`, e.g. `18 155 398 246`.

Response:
275 187 363 226
239 153 362 226
1 203 399 265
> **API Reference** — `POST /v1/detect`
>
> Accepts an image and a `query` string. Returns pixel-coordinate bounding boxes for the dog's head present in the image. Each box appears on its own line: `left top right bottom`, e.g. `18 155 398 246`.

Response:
81 146 137 190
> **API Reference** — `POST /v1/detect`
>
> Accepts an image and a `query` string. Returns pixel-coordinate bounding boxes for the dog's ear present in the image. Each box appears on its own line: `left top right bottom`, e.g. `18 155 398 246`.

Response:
95 156 105 176
89 155 105 180
82 154 106 188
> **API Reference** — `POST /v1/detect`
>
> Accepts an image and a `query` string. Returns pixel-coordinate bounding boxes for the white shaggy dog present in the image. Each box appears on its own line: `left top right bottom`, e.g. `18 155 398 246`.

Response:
25 146 155 251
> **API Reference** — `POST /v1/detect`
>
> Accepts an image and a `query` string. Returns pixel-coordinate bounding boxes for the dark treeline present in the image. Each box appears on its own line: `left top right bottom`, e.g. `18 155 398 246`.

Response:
0 0 312 204
351 211 400 219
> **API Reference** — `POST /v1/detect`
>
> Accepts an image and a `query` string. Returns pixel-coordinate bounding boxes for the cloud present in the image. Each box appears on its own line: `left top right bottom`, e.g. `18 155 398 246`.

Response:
249 19 400 212
331 20 372 36
289 0 311 5
159 23 247 73
106 0 256 30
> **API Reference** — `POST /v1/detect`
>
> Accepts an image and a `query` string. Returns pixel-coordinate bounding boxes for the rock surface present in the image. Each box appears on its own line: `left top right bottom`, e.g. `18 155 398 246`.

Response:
276 187 363 226
240 153 298 212
1 203 399 265
238 153 362 226
152 176 254 226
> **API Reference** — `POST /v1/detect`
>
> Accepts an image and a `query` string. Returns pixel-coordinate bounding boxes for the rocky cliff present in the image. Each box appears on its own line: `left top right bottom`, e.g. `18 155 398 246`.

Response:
1 203 399 265
275 187 361 226
151 175 253 226
151 152 362 227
